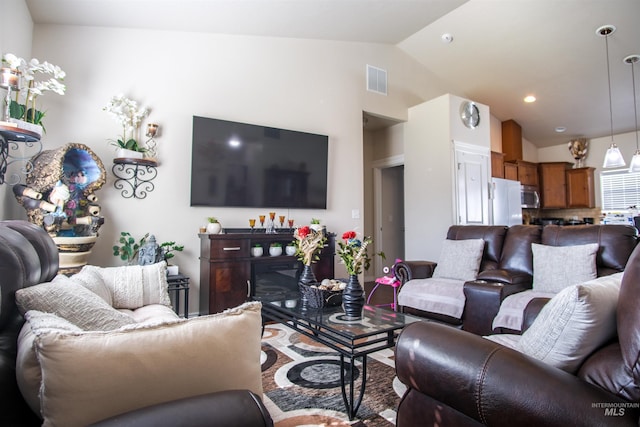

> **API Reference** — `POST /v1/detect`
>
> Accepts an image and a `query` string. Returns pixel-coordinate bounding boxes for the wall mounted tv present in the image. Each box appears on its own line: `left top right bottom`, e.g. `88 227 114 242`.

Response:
190 116 328 209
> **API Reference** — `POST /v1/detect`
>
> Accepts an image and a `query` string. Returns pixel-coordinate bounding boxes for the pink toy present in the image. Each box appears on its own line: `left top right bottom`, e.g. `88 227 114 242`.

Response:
368 259 402 311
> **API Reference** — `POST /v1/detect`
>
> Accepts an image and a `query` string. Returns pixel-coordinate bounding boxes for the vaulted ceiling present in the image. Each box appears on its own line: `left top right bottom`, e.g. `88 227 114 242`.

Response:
25 0 640 147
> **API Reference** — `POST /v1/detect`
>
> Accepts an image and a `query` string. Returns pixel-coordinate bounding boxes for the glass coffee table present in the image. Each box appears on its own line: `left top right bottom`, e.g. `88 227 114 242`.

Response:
260 297 420 420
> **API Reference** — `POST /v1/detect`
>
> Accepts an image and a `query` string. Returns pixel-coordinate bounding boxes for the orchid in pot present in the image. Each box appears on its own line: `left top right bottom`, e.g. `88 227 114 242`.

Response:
103 94 149 159
1 53 66 134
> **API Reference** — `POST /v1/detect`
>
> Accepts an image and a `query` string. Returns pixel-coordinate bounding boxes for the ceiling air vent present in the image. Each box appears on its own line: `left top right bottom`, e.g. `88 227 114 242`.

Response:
366 65 387 95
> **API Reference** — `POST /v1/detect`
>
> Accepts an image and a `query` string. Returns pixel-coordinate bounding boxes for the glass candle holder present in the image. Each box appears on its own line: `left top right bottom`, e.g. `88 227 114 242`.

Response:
0 68 20 122
146 123 159 138
0 68 20 90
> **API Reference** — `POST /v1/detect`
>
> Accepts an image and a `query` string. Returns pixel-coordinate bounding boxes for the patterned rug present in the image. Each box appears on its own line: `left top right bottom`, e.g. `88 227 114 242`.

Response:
260 323 406 426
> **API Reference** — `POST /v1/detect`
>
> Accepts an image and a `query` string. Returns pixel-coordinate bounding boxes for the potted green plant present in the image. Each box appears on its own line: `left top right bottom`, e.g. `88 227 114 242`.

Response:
269 242 283 257
251 243 263 257
112 231 149 265
310 218 323 232
160 241 184 275
206 216 222 234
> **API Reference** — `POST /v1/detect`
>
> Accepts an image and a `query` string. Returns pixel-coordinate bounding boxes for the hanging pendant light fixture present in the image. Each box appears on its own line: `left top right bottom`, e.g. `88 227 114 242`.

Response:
599 25 626 168
626 54 640 172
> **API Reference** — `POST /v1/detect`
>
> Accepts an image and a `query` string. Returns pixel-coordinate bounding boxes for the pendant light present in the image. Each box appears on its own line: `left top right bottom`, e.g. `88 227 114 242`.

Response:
599 25 626 168
626 54 640 172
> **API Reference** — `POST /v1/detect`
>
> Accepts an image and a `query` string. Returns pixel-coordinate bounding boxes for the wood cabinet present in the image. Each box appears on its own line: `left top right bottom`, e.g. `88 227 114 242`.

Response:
491 151 505 178
199 231 335 315
537 163 595 209
538 162 573 208
502 120 523 162
566 167 596 208
505 160 538 187
504 162 518 181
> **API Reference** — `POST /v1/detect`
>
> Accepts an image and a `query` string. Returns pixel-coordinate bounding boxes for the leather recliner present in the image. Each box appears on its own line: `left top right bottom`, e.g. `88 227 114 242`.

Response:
394 239 640 426
0 220 273 427
395 224 637 336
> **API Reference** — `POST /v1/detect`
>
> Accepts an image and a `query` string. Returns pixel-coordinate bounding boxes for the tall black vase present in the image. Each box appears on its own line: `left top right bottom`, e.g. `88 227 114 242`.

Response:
299 264 317 307
299 264 317 285
342 274 364 320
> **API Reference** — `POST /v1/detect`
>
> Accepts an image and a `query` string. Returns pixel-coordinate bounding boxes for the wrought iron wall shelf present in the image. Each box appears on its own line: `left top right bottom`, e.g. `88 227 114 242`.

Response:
0 124 42 185
112 157 158 199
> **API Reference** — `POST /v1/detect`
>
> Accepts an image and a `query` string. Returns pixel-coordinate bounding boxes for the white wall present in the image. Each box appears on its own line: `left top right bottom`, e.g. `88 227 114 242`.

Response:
0 0 33 219
9 22 452 314
404 94 452 261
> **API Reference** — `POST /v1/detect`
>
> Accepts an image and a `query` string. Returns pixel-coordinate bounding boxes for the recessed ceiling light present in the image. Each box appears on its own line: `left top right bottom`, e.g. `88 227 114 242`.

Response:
524 95 536 103
555 126 567 133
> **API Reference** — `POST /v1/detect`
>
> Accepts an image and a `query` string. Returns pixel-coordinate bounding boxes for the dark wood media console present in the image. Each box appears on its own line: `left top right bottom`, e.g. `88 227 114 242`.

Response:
199 229 335 315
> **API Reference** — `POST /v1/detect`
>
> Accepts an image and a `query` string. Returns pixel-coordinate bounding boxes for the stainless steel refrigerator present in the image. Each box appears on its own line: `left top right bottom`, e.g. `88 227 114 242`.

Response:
490 178 523 226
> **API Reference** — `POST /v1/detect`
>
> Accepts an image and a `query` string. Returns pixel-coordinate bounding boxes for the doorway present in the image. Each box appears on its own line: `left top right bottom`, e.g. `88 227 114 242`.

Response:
363 111 405 280
373 158 405 278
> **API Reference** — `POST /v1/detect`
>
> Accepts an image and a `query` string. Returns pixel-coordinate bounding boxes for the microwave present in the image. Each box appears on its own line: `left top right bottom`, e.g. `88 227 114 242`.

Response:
521 185 540 209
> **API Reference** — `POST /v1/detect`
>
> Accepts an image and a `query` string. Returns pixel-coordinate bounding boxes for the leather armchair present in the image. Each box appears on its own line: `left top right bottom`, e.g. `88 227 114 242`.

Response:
0 220 273 427
0 220 58 427
395 225 508 326
89 390 273 427
394 239 640 427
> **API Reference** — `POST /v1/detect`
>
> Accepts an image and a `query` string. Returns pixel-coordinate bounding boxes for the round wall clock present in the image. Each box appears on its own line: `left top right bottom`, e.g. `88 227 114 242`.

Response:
460 101 480 129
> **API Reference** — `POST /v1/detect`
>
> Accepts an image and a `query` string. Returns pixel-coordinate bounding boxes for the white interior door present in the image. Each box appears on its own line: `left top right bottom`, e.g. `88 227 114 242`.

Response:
454 141 490 225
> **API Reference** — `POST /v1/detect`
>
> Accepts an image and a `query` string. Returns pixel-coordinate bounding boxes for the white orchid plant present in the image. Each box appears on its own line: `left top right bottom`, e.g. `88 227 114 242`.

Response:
2 53 66 129
103 94 149 152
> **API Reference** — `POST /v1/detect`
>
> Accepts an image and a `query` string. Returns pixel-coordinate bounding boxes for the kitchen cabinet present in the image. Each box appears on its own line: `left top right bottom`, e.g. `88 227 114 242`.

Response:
538 162 573 208
566 167 596 208
505 160 538 187
504 162 518 181
491 151 505 178
502 120 523 162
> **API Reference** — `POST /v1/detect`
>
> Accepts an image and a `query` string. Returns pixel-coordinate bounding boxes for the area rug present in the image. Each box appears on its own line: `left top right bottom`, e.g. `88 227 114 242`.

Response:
260 323 406 426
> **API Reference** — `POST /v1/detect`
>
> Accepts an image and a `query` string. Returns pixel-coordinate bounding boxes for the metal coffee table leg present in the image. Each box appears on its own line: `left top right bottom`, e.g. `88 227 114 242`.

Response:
340 354 367 420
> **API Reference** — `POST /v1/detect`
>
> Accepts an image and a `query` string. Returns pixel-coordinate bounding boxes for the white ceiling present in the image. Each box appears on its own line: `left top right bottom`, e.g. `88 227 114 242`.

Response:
25 0 640 148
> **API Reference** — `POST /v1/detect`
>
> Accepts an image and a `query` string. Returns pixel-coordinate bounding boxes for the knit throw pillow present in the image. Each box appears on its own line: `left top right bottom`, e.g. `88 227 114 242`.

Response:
532 243 598 293
432 238 485 281
517 273 622 373
15 276 135 331
82 262 171 309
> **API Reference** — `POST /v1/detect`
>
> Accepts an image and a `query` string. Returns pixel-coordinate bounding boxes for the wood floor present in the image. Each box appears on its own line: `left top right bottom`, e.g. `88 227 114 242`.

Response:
364 280 397 309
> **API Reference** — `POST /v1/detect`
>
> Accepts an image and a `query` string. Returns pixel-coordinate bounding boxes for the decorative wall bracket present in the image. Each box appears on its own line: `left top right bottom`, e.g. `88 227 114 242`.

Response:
112 158 158 199
0 124 42 185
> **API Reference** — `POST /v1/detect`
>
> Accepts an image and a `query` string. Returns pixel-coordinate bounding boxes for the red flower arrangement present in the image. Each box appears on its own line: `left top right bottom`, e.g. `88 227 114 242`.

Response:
337 230 377 276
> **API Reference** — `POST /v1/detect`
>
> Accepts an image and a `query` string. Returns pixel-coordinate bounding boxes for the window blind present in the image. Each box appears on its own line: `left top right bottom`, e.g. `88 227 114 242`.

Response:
601 170 640 210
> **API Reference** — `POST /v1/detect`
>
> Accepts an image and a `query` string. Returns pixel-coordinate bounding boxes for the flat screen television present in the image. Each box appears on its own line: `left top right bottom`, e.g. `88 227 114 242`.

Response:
190 116 328 209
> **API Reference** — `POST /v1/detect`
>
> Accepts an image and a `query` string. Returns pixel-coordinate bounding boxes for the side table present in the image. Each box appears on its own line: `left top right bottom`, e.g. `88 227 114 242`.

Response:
167 274 190 318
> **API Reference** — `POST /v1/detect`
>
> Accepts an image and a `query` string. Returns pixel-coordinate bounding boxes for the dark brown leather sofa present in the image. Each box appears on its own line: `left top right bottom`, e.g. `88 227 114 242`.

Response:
395 224 638 335
0 220 273 427
394 237 640 427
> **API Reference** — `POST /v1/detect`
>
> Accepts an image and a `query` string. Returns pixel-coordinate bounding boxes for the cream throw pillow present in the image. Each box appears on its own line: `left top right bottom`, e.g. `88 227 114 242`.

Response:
34 301 263 427
15 277 136 331
69 268 113 305
532 243 598 293
517 273 622 373
432 238 485 281
82 262 171 309
17 311 84 415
